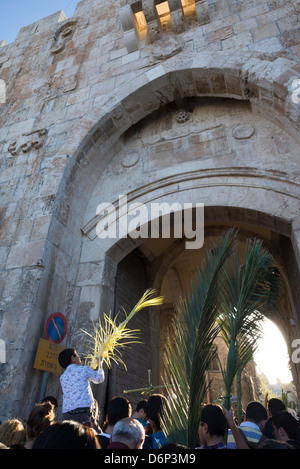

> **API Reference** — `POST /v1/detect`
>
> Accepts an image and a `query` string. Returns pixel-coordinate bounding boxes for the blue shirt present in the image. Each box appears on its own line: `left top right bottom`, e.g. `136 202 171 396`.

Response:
143 431 168 449
151 431 168 449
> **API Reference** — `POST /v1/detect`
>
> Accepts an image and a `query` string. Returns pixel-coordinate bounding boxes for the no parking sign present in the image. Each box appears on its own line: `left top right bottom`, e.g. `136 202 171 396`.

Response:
45 313 67 344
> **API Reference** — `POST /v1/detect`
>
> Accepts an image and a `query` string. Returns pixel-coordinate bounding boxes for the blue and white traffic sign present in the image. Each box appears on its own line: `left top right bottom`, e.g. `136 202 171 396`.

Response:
45 313 67 344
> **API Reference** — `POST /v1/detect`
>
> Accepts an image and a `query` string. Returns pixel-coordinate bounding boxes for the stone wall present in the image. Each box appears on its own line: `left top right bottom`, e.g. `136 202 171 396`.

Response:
0 0 300 420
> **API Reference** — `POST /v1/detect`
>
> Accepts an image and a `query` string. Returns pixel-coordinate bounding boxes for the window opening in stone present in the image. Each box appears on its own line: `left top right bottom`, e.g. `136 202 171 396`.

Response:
133 10 148 41
156 1 172 31
181 0 196 18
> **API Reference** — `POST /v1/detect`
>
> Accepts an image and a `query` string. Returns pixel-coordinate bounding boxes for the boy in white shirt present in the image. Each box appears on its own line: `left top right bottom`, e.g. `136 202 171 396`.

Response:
58 348 105 431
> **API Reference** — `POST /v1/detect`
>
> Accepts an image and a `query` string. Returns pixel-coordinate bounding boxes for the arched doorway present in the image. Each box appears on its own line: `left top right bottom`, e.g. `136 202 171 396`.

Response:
86 214 299 416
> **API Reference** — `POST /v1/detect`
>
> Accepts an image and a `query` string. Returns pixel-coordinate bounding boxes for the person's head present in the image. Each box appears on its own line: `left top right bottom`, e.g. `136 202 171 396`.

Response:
146 394 168 432
198 404 227 446
272 411 299 442
107 396 132 427
58 348 81 369
111 417 145 449
41 396 58 409
0 419 25 447
267 398 286 418
134 400 148 420
161 442 188 449
32 420 101 449
230 396 238 414
258 438 294 449
26 402 55 440
245 401 267 431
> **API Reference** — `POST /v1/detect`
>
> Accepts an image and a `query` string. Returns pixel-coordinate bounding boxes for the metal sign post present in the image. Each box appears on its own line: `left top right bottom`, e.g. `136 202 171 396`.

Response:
34 313 67 402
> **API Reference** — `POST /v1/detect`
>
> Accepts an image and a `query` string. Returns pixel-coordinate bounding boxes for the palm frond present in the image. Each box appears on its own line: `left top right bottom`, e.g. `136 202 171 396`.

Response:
82 289 164 370
219 237 281 409
161 228 239 448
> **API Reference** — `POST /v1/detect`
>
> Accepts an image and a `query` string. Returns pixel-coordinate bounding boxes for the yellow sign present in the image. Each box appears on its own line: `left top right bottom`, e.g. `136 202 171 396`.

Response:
34 338 64 375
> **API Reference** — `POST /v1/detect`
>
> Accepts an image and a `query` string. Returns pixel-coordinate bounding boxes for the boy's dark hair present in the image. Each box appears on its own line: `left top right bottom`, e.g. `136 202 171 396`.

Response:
268 398 286 416
58 348 76 369
136 400 148 413
41 396 58 408
200 404 227 437
245 401 267 425
272 411 299 441
107 397 132 426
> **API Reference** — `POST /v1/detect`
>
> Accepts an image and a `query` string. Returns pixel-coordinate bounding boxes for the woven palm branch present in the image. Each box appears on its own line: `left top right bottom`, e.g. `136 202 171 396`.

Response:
161 228 238 448
218 237 281 410
82 289 164 370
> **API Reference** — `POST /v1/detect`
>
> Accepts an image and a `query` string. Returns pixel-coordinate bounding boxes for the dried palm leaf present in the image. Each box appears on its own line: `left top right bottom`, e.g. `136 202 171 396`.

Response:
82 289 164 370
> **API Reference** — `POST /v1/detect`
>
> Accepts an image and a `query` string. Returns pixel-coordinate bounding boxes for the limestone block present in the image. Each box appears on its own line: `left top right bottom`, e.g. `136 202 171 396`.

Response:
15 11 66 42
77 261 105 287
30 216 52 242
170 9 185 34
119 6 141 53
55 56 75 73
7 119 36 139
121 49 141 64
195 0 210 25
6 240 45 269
222 31 252 50
252 22 280 42
80 236 109 263
78 285 102 322
64 98 94 121
256 4 294 26
281 28 300 48
151 34 183 60
0 180 19 203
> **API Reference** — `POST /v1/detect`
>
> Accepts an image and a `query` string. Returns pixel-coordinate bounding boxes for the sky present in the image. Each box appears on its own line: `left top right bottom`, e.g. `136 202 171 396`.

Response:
0 0 77 44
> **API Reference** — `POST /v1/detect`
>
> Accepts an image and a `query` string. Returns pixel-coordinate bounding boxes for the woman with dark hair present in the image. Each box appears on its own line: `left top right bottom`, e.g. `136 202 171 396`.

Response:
143 394 168 449
24 402 55 449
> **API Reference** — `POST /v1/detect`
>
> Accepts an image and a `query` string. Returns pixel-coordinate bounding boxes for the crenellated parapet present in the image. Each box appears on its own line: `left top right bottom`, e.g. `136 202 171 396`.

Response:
120 0 209 52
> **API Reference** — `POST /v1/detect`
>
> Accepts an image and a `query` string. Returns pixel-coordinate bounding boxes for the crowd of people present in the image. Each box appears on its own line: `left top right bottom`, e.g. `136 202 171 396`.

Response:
0 347 299 450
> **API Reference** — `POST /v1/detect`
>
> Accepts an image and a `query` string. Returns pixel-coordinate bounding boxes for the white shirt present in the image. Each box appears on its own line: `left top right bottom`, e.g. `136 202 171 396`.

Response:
60 364 105 413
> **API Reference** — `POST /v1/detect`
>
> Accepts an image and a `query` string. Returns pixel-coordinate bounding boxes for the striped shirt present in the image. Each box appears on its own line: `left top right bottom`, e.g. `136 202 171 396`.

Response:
227 421 262 449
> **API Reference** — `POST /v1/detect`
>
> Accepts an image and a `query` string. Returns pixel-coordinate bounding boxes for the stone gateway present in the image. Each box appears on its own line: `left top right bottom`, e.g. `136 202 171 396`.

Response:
0 0 300 421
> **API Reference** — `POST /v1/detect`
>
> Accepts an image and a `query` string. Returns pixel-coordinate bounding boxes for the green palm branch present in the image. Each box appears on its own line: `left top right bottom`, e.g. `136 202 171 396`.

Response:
218 238 281 412
161 228 238 448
